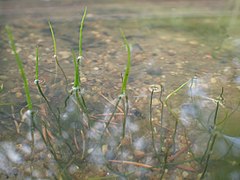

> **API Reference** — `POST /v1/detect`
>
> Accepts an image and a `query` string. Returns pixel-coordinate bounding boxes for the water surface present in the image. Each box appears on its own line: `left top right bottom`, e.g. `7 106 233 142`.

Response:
0 0 240 179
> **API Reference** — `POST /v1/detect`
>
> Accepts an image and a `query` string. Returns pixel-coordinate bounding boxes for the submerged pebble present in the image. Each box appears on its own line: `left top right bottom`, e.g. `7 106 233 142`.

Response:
152 98 160 106
59 51 71 59
189 40 199 46
101 145 108 155
15 92 22 98
146 67 162 76
175 37 187 42
182 171 189 178
167 49 176 56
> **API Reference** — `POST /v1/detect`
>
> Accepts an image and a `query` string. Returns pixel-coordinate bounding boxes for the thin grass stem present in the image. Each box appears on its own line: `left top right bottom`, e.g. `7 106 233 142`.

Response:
200 134 217 179
122 95 129 139
48 21 68 88
159 85 165 148
200 88 224 179
149 90 161 163
75 91 90 128
79 7 87 57
34 46 62 134
165 79 191 152
160 142 170 180
102 96 122 137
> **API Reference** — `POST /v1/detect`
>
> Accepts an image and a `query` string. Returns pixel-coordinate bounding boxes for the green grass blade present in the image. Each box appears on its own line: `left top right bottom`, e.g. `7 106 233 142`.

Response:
5 26 33 110
165 78 191 153
35 46 39 81
48 20 59 81
79 7 87 57
48 20 68 89
120 30 131 95
72 50 80 89
122 95 129 139
72 50 90 127
165 79 191 105
48 21 57 56
34 46 61 133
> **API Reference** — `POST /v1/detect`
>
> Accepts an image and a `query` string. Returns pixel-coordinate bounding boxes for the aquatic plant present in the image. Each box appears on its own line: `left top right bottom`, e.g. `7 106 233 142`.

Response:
165 78 192 153
5 26 32 110
32 7 133 178
79 7 87 59
34 8 90 178
69 7 90 129
120 30 131 140
199 88 223 179
48 20 68 88
98 30 131 144
5 25 38 178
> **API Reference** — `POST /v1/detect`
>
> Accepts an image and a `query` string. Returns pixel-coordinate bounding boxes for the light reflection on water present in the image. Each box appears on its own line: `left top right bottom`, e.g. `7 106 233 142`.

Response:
180 76 240 178
235 76 240 84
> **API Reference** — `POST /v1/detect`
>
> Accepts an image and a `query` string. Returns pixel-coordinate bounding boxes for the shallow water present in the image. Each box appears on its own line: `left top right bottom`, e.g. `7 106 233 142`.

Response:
0 0 240 179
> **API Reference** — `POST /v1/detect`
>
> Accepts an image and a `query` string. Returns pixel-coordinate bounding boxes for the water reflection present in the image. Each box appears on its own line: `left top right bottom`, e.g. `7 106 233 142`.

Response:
0 142 21 176
235 76 240 84
180 76 240 178
215 135 240 158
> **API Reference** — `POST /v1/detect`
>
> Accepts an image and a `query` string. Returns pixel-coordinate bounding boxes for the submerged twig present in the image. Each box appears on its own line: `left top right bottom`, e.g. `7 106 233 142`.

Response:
109 160 158 170
94 112 133 117
99 92 124 113
168 145 190 162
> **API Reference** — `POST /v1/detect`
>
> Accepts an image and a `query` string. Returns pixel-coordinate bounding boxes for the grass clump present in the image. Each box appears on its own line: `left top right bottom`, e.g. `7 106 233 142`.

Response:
5 6 133 178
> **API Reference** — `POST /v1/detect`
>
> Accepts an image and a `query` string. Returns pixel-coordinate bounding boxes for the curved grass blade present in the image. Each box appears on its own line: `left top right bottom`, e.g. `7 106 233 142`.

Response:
120 30 131 95
35 46 62 134
165 78 191 153
6 26 36 177
79 7 87 57
48 21 68 87
5 26 32 110
120 30 131 140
